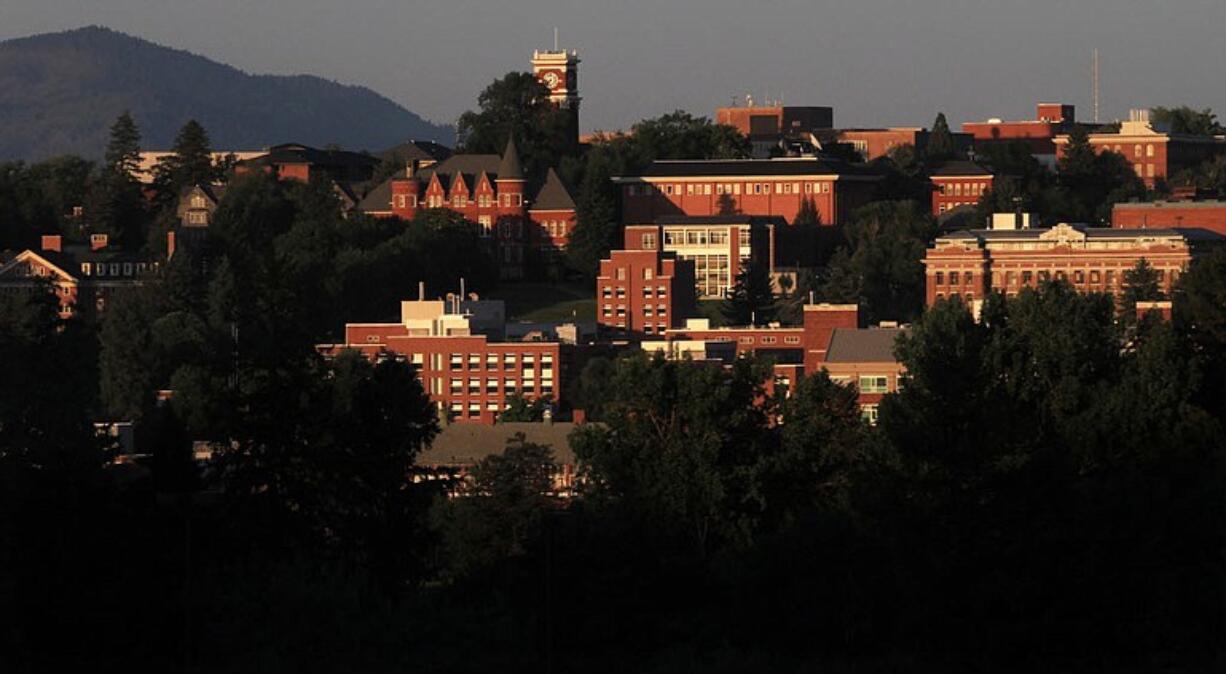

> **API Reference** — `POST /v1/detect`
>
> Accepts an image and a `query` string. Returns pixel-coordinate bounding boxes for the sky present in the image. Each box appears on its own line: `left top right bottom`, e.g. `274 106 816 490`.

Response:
3 0 1225 134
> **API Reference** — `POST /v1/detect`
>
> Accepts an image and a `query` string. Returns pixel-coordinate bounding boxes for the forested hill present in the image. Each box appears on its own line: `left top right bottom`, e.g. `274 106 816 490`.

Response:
0 26 454 160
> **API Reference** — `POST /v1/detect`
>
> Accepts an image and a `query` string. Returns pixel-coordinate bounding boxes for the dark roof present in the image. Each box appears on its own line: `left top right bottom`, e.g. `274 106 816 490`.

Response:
930 160 993 177
497 136 525 180
625 157 869 179
419 422 584 466
942 225 1194 242
377 140 453 163
531 168 576 211
179 183 226 204
358 178 394 212
825 328 904 363
245 144 379 170
654 215 788 226
419 154 502 181
1114 199 1226 210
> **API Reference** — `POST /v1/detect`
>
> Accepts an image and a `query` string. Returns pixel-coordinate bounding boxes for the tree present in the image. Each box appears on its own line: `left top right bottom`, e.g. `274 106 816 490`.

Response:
456 72 574 179
430 434 556 577
1121 258 1163 318
630 111 751 162
794 196 820 226
1057 125 1145 223
817 201 935 324
722 258 777 326
152 120 217 209
926 112 957 162
1151 106 1223 136
104 112 142 177
87 112 147 246
566 150 620 279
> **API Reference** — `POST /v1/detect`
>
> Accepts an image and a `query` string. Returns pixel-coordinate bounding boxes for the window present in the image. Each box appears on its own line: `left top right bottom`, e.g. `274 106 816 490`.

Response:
761 336 777 345
1146 144 1155 158
187 211 208 225
861 404 880 425
738 336 755 344
616 268 626 281
1134 144 1143 158
643 268 654 281
935 271 944 285
949 271 959 285
478 215 492 236
784 336 801 345
859 375 889 394
452 195 466 208
642 233 657 250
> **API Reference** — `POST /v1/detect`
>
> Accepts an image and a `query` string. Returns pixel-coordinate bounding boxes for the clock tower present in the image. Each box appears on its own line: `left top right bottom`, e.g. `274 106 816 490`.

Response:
532 46 580 148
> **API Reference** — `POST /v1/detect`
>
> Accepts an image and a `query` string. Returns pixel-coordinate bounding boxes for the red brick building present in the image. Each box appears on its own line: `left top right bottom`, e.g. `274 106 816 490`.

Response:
614 158 879 227
357 138 577 279
831 128 974 162
322 299 564 424
930 161 995 216
1113 200 1226 235
1053 111 1226 187
0 235 159 319
596 249 695 338
922 222 1208 311
234 143 380 183
623 215 780 298
715 105 834 157
963 103 1080 163
646 304 906 422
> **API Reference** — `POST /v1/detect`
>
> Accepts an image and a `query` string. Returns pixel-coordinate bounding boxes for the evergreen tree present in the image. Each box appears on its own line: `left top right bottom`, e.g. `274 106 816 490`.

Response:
152 120 217 209
722 259 777 326
566 152 619 279
1121 258 1164 318
927 112 957 162
104 111 142 177
794 196 820 225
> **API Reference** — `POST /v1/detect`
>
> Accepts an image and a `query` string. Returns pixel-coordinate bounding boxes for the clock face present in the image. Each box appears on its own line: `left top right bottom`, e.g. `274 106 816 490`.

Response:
542 71 561 90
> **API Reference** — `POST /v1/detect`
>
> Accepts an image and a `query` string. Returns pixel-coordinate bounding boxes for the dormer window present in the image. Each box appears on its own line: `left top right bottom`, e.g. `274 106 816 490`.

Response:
190 195 206 209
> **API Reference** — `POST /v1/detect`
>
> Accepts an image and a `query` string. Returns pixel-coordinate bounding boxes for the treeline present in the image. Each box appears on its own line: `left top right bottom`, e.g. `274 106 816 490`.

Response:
5 246 1226 671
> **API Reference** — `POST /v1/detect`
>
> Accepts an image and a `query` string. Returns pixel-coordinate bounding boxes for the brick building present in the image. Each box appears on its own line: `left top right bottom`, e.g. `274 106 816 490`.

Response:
715 105 834 157
830 128 974 162
646 304 906 422
357 138 577 279
0 234 159 319
922 222 1212 311
614 158 879 227
596 249 695 338
322 298 566 424
963 102 1081 164
234 143 380 183
622 215 780 298
1113 200 1226 235
1053 110 1226 187
929 161 995 216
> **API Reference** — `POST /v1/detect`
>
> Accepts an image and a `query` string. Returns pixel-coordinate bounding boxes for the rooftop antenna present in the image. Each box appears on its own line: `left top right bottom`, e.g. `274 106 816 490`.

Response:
554 26 559 51
1092 48 1100 124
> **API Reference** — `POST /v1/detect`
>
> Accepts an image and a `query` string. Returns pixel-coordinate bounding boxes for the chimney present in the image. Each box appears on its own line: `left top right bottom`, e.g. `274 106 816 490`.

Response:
166 230 177 259
90 233 109 251
40 235 62 253
418 281 425 301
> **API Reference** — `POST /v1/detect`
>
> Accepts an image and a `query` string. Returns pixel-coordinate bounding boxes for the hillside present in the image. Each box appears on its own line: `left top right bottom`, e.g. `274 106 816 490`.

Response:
0 26 454 161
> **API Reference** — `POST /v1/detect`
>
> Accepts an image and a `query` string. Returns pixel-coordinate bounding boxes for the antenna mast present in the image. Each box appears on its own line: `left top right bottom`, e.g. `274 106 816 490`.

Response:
1092 48 1100 124
554 27 559 51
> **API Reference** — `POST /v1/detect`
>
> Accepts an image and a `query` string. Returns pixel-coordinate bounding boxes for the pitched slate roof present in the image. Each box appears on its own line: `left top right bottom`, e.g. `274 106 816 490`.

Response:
419 422 584 466
497 136 525 180
531 168 576 211
824 328 904 363
358 179 394 212
419 154 502 181
377 140 453 163
929 160 993 177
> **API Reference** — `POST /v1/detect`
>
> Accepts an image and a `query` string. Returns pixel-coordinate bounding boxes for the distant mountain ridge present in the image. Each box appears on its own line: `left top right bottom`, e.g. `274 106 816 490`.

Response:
0 26 455 161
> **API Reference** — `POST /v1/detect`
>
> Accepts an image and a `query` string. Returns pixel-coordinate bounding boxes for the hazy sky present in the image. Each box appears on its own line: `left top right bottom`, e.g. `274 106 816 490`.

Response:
3 0 1225 134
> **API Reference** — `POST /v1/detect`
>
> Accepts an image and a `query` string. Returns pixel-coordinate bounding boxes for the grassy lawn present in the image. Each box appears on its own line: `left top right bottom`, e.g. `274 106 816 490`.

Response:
489 281 596 322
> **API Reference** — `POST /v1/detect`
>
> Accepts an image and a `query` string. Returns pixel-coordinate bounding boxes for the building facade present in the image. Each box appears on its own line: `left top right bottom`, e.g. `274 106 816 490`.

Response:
1113 200 1226 235
596 249 696 338
831 128 974 162
322 299 564 424
623 215 779 299
930 161 995 216
715 105 834 157
1053 111 1226 187
922 223 1201 310
821 327 907 424
0 234 159 319
614 158 879 227
963 102 1081 164
357 139 577 279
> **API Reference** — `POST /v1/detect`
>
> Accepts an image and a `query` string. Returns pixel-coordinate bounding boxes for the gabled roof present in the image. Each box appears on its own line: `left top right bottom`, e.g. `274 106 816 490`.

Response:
0 249 78 283
419 155 502 182
930 160 993 178
256 143 379 169
825 328 904 363
497 135 525 180
377 140 454 163
180 182 227 204
420 422 584 466
358 179 394 212
531 168 576 211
